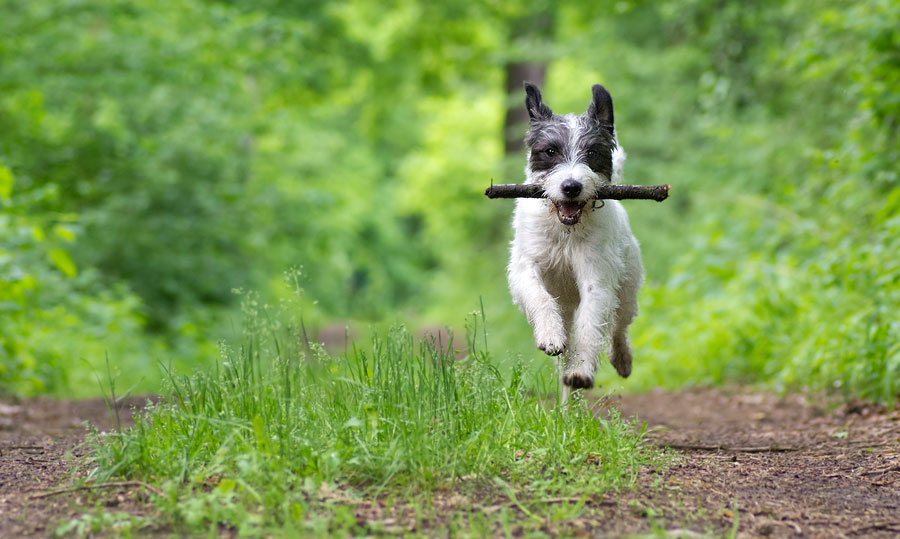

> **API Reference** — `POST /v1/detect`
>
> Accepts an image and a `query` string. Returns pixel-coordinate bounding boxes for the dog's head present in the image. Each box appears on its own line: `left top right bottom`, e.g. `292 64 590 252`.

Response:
523 83 624 226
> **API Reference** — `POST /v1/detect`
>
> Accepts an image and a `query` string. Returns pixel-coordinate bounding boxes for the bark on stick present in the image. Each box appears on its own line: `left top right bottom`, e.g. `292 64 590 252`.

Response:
484 183 670 202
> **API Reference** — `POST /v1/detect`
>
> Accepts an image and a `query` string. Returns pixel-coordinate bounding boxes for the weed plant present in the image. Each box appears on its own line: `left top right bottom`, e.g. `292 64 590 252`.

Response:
86 291 660 535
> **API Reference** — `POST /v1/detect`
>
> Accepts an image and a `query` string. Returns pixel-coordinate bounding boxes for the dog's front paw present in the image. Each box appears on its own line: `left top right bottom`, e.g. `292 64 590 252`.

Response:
562 372 595 390
536 334 567 356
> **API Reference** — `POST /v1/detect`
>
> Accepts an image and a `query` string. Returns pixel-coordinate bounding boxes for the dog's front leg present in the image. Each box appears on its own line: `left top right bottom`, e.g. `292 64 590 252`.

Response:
508 257 567 356
563 263 618 390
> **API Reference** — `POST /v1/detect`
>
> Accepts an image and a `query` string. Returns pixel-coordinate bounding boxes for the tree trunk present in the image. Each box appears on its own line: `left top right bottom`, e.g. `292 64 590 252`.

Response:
503 13 554 156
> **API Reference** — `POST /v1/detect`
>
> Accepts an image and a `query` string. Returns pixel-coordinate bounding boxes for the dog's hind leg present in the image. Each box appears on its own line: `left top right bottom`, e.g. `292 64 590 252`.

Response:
609 327 633 378
610 243 643 378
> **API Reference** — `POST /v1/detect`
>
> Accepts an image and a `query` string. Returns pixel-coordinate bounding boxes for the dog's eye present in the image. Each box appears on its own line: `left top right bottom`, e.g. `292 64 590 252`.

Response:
586 148 596 158
544 148 556 156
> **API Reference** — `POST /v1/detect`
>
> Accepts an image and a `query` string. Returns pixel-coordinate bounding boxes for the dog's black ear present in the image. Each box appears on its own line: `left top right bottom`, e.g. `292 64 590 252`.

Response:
524 82 552 121
587 84 614 134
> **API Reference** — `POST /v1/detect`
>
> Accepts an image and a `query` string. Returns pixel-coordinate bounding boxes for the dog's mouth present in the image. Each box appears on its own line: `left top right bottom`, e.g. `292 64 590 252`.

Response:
552 200 587 226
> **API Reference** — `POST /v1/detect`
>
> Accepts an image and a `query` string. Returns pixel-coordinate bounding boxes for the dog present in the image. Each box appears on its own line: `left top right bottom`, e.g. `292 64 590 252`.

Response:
507 83 644 399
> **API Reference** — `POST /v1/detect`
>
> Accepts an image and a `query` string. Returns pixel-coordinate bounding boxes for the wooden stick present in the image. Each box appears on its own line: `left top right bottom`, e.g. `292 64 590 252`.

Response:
662 443 799 453
485 183 671 201
29 480 164 500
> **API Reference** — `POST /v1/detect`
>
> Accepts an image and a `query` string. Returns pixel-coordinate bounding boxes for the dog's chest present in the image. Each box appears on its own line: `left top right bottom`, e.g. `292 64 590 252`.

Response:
540 257 579 304
532 229 590 299
514 199 627 286
529 212 599 267
527 213 626 291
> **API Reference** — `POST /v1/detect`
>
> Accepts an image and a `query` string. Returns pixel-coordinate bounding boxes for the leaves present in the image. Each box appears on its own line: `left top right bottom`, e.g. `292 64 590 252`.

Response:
1 0 898 403
47 249 77 278
0 165 12 202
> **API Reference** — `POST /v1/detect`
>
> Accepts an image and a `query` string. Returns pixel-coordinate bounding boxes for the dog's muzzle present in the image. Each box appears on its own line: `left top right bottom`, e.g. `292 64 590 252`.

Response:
553 179 586 225
553 200 587 225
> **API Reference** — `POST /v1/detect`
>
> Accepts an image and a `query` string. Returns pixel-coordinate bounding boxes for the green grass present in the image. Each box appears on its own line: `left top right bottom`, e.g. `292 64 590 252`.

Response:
83 303 662 536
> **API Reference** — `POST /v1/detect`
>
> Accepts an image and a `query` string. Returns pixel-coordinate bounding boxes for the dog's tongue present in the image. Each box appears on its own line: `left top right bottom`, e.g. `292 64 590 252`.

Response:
557 202 582 219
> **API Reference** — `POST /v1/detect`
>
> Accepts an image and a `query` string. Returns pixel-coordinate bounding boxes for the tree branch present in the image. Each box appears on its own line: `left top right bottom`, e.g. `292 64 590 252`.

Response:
485 183 671 201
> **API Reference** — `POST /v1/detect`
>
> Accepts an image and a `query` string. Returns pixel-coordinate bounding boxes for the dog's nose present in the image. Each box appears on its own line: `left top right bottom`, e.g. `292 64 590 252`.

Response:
561 179 583 198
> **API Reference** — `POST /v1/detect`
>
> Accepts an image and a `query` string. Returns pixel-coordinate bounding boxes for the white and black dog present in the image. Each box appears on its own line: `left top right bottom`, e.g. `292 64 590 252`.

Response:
507 83 644 398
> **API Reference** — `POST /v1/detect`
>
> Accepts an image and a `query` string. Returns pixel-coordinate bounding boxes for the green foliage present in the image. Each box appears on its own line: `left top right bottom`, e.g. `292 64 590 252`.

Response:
591 0 900 401
87 301 657 534
1 1 265 323
0 0 443 325
56 509 152 537
0 164 160 395
2 0 898 401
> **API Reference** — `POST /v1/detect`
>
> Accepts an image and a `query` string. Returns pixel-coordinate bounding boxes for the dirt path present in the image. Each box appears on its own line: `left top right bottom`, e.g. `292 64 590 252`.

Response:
598 388 900 537
1 389 898 537
0 396 148 537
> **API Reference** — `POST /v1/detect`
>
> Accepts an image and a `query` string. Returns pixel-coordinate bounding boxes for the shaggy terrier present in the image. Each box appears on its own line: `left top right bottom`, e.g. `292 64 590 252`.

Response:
507 83 644 398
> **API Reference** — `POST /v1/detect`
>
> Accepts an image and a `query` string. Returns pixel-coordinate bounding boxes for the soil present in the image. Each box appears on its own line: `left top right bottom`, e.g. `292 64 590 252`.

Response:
2 388 898 537
597 388 900 538
0 396 153 537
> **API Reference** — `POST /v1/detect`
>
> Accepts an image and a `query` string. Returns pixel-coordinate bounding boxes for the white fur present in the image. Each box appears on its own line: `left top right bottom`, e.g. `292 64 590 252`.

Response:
507 141 644 398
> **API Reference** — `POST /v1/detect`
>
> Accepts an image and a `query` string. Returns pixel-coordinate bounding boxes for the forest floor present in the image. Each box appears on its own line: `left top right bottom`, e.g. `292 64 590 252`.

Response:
2 387 899 537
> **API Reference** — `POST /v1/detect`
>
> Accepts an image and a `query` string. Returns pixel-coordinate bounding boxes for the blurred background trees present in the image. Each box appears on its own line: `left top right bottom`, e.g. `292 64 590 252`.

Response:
1 0 898 401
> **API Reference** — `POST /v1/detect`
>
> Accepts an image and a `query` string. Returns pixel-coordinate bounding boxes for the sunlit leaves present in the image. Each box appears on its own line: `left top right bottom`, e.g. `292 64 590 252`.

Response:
0 166 12 202
47 248 77 277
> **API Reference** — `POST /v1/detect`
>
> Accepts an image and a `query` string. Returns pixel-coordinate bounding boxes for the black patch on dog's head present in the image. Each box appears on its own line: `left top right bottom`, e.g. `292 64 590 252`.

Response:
526 121 568 172
524 84 617 181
